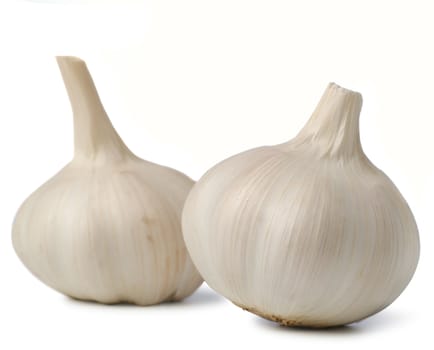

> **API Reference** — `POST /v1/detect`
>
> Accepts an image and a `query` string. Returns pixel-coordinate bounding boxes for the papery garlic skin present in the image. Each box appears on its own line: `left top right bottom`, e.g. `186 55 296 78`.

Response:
182 83 419 327
12 56 202 305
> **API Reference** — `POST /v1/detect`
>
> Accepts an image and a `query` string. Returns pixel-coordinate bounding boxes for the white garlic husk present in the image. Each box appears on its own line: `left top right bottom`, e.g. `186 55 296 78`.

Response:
12 56 202 305
182 83 420 327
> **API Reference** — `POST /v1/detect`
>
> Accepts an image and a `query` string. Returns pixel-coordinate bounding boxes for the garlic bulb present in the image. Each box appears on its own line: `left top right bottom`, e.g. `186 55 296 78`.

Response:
182 83 419 327
12 56 202 305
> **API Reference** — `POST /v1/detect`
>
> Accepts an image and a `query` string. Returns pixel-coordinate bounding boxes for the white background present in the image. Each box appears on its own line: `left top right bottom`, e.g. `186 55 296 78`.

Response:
0 0 433 349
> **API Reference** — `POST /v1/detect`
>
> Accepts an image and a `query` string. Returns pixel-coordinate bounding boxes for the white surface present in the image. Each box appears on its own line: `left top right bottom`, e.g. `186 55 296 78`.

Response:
0 0 432 349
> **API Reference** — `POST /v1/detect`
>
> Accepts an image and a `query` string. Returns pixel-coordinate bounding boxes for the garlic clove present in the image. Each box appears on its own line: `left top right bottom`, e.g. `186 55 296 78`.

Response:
12 56 202 305
182 83 420 327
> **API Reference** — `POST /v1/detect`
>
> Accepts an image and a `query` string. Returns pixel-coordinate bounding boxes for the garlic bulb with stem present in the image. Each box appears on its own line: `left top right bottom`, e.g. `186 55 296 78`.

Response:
182 83 419 327
12 56 202 305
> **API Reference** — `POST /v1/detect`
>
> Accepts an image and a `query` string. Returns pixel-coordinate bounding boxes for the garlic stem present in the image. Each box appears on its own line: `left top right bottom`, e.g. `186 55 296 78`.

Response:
292 83 363 159
56 56 132 161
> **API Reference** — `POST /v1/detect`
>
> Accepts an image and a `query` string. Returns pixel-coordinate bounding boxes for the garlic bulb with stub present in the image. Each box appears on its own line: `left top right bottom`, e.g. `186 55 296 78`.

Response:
12 56 202 305
182 83 419 327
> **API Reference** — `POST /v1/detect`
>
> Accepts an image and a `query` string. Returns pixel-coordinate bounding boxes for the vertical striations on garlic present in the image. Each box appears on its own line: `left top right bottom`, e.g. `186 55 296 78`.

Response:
12 56 202 305
182 83 420 327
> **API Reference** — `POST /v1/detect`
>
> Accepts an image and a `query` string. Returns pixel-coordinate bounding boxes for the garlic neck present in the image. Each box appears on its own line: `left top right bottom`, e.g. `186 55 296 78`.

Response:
290 83 364 159
57 56 134 162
